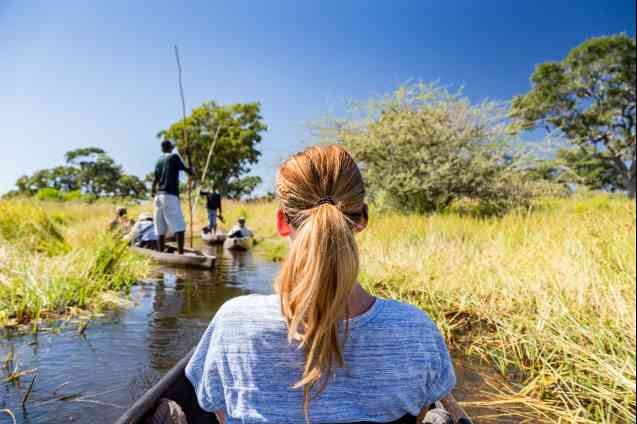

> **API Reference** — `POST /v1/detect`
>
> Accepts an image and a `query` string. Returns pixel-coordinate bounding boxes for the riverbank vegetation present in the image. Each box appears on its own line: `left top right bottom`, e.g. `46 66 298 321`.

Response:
1 193 633 422
0 200 149 330
220 194 635 423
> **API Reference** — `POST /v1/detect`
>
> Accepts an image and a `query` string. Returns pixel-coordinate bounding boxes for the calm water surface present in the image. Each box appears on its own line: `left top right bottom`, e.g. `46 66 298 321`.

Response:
1 245 516 423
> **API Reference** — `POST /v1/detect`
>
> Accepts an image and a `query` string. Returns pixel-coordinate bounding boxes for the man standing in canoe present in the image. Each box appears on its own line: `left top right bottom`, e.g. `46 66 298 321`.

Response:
151 139 194 255
200 186 223 233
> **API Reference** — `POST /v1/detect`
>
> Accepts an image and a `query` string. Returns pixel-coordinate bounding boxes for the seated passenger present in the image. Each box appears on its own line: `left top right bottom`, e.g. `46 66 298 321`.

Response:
108 207 134 234
227 217 253 238
185 145 456 424
126 213 158 249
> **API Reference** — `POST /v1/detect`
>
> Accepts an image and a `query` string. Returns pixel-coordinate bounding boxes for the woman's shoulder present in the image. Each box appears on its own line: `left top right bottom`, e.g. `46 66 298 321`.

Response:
374 298 446 346
214 294 282 323
377 298 437 325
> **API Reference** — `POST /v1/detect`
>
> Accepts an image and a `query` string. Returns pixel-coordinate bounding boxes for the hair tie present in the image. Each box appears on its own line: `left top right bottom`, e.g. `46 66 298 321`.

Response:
315 196 336 207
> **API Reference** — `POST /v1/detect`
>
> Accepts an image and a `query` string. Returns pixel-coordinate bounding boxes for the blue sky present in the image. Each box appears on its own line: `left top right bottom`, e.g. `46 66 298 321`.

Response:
1 1 635 195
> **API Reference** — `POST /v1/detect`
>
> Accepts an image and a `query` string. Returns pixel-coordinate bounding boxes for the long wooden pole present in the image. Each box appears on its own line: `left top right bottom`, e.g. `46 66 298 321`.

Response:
174 45 194 248
193 123 221 222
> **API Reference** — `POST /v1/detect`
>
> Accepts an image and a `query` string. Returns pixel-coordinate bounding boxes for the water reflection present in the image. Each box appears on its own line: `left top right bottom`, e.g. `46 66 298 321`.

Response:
0 247 279 424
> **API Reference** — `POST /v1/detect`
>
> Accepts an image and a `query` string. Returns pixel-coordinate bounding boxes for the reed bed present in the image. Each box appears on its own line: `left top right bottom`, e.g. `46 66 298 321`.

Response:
0 200 150 328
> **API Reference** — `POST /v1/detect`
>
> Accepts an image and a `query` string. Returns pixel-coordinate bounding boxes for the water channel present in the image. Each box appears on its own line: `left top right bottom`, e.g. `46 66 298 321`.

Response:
1 245 515 423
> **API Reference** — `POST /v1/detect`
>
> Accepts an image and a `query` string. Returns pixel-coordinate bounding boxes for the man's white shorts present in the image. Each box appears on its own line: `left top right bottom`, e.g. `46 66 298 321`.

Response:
154 194 186 236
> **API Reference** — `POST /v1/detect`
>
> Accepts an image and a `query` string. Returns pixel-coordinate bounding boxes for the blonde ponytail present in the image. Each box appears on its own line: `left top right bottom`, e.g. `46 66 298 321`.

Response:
275 145 366 418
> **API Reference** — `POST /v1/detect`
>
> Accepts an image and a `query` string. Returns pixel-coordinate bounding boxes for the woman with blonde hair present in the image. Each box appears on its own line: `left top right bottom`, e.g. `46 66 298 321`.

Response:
186 145 457 423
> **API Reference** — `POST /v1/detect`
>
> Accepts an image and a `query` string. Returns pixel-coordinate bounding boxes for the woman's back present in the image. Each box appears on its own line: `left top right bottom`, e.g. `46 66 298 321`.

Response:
186 294 455 424
186 145 456 423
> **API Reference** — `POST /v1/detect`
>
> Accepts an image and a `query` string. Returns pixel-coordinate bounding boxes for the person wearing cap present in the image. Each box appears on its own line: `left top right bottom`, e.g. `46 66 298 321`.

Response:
125 212 158 249
200 186 224 233
227 217 253 239
151 140 194 254
108 207 134 234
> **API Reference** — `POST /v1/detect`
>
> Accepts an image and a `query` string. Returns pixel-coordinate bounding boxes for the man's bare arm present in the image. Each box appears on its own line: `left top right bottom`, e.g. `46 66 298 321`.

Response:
151 176 159 197
214 410 227 424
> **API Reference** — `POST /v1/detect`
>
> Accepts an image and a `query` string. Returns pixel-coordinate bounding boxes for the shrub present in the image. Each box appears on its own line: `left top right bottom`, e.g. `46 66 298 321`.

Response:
35 187 64 202
63 190 83 201
317 83 542 215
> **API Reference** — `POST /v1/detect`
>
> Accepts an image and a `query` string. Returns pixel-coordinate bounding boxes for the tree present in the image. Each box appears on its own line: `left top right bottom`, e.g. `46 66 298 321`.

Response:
510 34 636 197
65 147 123 195
527 148 622 192
317 83 538 214
161 101 267 197
49 166 80 192
14 170 49 194
115 174 147 198
10 148 147 199
557 148 622 191
225 175 263 199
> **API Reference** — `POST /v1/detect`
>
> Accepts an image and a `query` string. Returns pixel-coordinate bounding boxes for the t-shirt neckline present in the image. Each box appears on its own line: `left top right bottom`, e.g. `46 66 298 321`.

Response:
267 294 384 329
342 297 384 329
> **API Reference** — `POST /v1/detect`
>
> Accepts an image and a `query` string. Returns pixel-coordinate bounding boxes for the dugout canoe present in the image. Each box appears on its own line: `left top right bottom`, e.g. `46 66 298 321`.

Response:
132 246 215 269
115 350 473 424
201 229 227 245
223 236 254 251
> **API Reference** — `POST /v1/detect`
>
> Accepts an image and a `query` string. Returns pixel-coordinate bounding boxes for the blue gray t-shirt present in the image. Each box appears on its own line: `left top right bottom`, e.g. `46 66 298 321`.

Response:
185 294 456 423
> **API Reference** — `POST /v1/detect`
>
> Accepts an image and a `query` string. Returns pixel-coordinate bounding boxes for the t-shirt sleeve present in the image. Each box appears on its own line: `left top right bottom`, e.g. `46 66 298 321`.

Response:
185 314 226 412
422 328 457 406
175 154 189 172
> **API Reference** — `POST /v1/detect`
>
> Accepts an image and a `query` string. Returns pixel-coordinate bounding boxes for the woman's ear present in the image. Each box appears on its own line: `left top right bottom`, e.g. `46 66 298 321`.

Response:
355 204 369 233
276 208 291 237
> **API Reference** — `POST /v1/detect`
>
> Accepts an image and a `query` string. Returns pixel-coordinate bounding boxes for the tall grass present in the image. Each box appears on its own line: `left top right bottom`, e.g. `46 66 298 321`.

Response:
219 195 635 423
0 200 149 328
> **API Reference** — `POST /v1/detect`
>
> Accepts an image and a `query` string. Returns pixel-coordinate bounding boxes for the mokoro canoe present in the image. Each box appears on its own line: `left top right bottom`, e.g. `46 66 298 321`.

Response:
132 246 215 269
223 236 254 251
201 229 227 245
116 350 473 424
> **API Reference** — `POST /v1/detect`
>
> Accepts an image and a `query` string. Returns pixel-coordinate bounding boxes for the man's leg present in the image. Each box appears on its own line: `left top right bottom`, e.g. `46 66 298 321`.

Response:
154 195 168 252
165 195 186 253
157 236 165 251
175 231 185 255
207 209 212 231
209 210 217 233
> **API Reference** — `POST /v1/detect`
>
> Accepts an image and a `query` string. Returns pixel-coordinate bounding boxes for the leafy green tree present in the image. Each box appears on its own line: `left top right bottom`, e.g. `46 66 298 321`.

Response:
115 174 147 198
527 148 621 192
161 101 267 197
15 175 34 195
557 148 622 191
10 148 147 199
318 83 538 214
510 34 636 198
49 166 80 192
27 169 54 193
65 147 123 195
225 175 263 199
